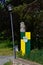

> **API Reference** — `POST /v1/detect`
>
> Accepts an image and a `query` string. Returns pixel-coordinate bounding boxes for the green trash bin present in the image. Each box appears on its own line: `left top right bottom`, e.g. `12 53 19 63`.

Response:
20 32 31 55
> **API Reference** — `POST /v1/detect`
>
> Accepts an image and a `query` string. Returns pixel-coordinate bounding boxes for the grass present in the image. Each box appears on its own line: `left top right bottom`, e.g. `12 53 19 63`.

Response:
0 48 13 56
0 40 13 56
0 40 43 64
4 61 12 65
0 40 13 48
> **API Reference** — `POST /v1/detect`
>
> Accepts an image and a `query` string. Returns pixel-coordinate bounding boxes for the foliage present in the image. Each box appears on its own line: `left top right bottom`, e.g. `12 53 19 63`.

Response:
13 4 27 20
29 49 43 64
0 0 43 49
13 4 43 49
12 0 35 6
0 3 4 9
20 0 35 4
17 51 23 58
0 40 13 48
4 61 12 65
17 49 43 65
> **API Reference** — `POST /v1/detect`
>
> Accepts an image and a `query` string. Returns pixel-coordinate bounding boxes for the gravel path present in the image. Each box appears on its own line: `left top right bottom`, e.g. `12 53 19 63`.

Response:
0 56 14 65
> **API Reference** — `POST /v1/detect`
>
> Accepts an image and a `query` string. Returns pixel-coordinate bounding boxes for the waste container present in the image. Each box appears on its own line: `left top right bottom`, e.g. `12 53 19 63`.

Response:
20 32 31 55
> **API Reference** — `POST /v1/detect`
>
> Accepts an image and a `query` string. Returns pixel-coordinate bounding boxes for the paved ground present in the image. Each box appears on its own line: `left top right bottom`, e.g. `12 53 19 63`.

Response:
0 56 41 65
0 56 13 65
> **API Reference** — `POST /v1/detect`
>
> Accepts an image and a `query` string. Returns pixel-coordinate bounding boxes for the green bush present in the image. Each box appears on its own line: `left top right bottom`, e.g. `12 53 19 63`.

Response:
16 51 22 58
4 61 12 65
17 49 43 65
28 49 43 64
0 40 13 48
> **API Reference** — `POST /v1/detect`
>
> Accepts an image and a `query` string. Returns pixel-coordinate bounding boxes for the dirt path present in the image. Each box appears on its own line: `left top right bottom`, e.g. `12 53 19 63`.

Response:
13 58 41 65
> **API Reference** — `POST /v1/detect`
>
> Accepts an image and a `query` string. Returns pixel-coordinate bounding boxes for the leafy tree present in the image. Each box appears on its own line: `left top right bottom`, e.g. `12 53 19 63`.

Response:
0 0 43 49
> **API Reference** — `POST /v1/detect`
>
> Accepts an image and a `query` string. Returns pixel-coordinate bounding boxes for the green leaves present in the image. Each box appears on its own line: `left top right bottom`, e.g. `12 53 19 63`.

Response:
0 3 4 9
13 4 27 20
5 0 11 3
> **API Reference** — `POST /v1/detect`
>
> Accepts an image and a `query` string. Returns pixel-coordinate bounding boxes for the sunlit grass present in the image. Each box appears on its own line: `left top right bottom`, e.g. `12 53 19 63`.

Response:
0 48 13 56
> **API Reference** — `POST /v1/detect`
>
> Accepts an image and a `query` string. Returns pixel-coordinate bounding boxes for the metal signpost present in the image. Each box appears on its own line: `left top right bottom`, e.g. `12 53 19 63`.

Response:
7 4 16 59
0 0 16 59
